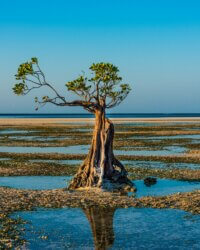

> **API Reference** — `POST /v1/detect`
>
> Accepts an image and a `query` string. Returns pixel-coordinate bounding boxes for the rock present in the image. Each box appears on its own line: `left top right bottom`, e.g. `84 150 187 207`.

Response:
144 177 157 187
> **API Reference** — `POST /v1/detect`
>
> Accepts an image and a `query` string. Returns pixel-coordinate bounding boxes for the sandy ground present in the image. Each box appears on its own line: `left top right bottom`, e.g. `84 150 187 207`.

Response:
0 117 200 126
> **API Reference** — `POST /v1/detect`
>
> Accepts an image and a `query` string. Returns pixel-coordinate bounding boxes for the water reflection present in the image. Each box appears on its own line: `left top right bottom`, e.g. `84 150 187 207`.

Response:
83 206 115 250
14 205 116 249
14 204 200 249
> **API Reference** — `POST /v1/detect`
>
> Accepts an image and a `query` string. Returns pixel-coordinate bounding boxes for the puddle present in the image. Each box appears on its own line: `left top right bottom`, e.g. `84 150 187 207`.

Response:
29 159 81 165
9 136 69 141
116 122 164 127
13 207 200 249
133 134 200 140
28 159 200 170
8 136 37 141
123 160 200 169
185 127 200 130
0 157 11 161
0 145 90 154
117 121 200 127
0 176 72 190
0 129 30 134
135 179 200 198
115 146 186 156
73 128 92 132
1 176 199 197
0 144 185 156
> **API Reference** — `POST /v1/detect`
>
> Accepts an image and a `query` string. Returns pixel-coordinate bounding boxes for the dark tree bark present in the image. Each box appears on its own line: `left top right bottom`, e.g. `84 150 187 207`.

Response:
68 109 135 192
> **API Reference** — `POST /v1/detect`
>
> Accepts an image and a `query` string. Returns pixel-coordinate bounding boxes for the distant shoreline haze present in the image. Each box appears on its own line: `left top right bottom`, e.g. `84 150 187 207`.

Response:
0 113 200 118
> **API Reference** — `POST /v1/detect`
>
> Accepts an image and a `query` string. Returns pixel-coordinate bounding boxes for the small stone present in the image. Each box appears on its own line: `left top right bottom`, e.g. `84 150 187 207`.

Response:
144 177 157 187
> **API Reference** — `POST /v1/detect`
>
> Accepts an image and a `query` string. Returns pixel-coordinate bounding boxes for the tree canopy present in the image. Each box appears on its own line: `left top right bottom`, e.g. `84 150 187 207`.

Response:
13 58 131 113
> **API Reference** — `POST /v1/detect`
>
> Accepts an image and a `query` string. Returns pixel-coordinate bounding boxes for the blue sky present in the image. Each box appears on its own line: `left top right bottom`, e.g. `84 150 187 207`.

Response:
0 0 200 113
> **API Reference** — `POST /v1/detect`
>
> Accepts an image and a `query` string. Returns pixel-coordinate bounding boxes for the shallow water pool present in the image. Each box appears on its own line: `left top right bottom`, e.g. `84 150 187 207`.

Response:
26 159 200 170
0 129 29 134
9 136 69 141
133 134 200 140
0 144 186 156
1 176 200 197
115 146 186 156
13 207 200 249
124 160 200 169
0 157 11 161
0 145 90 154
29 159 81 165
135 179 200 197
0 176 72 189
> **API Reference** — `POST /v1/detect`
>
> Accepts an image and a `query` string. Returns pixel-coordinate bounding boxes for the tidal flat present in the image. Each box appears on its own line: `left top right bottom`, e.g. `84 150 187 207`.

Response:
0 118 200 249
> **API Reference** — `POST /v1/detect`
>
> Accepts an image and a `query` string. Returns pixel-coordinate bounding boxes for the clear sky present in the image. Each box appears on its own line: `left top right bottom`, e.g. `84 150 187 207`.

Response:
1 0 200 113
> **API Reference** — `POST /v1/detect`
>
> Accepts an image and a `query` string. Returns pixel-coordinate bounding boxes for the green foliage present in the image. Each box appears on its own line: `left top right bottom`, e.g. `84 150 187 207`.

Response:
66 76 91 94
31 57 38 64
13 58 132 111
89 62 122 83
66 62 132 108
42 96 49 101
15 62 33 79
13 57 39 96
12 83 26 95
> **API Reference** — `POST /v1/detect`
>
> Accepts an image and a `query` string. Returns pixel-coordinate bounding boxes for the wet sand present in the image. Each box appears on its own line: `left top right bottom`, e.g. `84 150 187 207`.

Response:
0 117 200 126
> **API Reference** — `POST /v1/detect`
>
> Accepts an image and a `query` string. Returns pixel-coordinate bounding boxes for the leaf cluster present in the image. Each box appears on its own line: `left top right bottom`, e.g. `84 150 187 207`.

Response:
13 58 38 95
13 58 132 112
66 62 132 108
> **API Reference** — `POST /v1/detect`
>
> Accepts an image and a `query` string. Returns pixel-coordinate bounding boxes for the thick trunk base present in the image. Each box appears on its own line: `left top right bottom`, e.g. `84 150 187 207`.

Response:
68 160 135 192
68 113 136 193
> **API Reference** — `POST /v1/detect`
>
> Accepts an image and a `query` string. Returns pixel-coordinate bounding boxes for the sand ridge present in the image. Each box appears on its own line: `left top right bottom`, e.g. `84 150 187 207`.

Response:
0 117 200 126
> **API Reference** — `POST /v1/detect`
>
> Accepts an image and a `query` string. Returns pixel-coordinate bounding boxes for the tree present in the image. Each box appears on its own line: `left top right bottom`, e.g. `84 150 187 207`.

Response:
13 57 135 192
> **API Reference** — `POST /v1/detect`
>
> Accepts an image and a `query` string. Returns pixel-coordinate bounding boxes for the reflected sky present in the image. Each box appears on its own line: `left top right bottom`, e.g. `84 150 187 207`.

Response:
1 176 200 198
14 206 200 249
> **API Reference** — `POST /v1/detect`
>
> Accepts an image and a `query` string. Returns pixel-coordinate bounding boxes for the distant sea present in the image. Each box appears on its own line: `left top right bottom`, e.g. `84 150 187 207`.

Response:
0 113 200 118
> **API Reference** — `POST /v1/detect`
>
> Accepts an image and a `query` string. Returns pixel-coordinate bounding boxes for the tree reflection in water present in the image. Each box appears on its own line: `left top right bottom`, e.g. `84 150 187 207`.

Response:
83 206 115 250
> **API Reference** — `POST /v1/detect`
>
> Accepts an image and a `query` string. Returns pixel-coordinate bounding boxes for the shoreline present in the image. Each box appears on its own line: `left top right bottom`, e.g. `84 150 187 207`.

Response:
0 117 200 125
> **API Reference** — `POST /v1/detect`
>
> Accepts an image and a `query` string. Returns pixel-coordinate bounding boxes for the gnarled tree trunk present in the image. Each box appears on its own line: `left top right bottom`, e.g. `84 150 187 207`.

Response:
68 108 135 192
